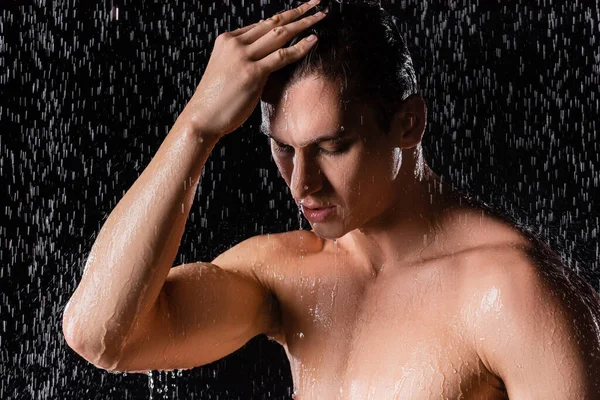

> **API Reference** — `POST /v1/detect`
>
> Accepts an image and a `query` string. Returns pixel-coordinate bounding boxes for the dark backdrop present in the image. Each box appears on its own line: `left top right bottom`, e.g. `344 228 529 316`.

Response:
1 0 599 399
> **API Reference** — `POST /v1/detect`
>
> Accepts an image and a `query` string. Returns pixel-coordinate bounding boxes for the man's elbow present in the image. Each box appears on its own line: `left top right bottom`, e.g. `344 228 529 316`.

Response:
63 317 124 372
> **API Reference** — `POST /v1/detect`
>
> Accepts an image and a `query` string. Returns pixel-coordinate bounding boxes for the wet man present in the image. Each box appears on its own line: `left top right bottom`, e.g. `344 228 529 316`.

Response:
63 0 600 398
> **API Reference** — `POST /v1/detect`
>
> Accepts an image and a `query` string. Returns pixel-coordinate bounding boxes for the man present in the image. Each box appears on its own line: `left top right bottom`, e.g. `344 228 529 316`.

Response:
63 0 600 398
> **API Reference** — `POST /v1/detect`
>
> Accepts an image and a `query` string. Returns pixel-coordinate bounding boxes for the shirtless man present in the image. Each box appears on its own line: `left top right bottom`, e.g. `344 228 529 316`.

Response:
62 1 600 398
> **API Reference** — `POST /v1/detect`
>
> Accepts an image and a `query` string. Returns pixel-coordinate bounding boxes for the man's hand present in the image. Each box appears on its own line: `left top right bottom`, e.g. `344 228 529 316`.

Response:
181 0 327 139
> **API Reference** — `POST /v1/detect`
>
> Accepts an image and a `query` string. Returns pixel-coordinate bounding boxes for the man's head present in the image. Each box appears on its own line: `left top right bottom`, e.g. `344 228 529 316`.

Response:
260 0 428 239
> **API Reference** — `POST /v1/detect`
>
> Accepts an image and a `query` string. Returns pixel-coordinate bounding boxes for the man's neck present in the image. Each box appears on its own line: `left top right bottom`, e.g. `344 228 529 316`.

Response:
340 164 461 277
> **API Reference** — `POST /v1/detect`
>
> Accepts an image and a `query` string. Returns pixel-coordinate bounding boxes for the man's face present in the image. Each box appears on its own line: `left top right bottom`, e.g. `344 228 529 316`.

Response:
261 74 404 239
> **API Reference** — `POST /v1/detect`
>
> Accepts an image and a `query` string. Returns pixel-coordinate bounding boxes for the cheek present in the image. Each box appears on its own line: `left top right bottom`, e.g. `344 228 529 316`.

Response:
367 147 401 181
347 149 396 195
273 155 293 184
326 152 367 197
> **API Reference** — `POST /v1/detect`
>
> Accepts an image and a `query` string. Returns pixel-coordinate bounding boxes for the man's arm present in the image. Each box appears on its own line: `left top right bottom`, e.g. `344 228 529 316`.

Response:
62 1 324 372
61 118 218 370
473 246 600 398
109 234 283 373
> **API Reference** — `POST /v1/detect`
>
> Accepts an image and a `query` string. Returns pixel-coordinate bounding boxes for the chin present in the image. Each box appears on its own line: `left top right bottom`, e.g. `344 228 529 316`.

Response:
308 222 349 241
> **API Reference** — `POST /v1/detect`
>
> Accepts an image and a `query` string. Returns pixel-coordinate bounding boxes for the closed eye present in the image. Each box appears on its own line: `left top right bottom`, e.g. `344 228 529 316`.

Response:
272 140 294 154
316 138 351 156
271 139 351 156
318 147 346 156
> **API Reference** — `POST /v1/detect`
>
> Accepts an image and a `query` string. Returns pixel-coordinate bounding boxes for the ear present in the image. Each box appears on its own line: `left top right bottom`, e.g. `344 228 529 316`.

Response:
389 95 427 149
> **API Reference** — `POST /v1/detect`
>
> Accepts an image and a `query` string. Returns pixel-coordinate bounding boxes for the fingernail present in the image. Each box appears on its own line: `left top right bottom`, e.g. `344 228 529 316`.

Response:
306 34 317 42
314 11 324 17
309 0 319 5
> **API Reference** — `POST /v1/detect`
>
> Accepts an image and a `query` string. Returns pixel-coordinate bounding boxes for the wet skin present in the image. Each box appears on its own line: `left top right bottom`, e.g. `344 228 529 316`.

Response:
214 206 600 399
63 1 599 395
251 212 512 399
214 74 600 398
86 61 600 400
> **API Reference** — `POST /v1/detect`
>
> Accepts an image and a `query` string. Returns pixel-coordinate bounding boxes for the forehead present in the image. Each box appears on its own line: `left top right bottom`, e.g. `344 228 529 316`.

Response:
261 75 371 141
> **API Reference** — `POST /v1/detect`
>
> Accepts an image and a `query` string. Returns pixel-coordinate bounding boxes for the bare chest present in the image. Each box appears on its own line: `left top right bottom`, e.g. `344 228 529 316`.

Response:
272 257 507 399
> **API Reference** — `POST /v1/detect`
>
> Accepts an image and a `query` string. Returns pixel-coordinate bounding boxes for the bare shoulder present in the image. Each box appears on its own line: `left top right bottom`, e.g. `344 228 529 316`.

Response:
447 206 600 322
212 230 325 291
448 208 600 395
460 232 600 326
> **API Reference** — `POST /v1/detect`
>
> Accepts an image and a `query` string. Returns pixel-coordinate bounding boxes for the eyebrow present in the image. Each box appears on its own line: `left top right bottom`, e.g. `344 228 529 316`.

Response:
264 128 349 148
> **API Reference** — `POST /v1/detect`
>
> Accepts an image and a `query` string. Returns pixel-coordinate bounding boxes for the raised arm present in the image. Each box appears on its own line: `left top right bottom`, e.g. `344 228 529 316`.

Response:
109 235 284 373
62 0 326 372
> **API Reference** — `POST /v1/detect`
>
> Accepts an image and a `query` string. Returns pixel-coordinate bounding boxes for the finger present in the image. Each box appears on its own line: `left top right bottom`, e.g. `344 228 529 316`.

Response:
239 0 320 44
257 34 318 74
230 22 260 37
246 10 325 61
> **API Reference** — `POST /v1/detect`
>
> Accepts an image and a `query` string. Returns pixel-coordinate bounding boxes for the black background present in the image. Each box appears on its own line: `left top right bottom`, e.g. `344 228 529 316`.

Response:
1 0 599 399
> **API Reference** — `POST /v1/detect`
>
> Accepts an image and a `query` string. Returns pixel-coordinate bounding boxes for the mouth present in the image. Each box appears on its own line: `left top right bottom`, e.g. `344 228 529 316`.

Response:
302 205 333 211
301 204 337 223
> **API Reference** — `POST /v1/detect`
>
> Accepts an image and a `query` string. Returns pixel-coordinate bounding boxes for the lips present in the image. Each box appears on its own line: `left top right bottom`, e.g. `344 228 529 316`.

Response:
297 199 335 210
302 205 331 211
301 204 336 223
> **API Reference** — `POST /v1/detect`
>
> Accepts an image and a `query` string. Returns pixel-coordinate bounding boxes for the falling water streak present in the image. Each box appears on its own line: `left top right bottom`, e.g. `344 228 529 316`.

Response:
147 371 154 400
146 370 177 400
1 0 598 399
110 6 119 21
298 200 305 230
298 207 304 230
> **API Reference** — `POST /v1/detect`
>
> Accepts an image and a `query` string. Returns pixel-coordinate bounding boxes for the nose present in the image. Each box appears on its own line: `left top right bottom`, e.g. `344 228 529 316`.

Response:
290 152 323 201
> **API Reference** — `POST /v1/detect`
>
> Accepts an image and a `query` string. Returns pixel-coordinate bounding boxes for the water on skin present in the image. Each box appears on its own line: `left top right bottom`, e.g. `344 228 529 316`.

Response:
4 0 599 399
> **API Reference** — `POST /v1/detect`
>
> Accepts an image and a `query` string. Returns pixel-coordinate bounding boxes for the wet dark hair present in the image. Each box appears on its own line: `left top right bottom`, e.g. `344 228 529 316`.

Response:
261 0 419 134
